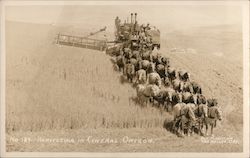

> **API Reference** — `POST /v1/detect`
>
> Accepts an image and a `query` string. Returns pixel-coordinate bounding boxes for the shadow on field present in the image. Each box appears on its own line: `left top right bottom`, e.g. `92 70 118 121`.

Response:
109 58 116 64
163 117 176 135
163 117 201 137
119 75 126 84
129 96 148 108
119 75 136 85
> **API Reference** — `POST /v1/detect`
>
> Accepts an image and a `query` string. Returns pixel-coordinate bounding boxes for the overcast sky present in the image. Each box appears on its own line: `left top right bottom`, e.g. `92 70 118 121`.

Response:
5 5 242 33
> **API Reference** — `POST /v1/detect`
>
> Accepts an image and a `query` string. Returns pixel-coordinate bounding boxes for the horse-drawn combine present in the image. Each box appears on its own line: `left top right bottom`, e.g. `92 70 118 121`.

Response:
56 13 222 137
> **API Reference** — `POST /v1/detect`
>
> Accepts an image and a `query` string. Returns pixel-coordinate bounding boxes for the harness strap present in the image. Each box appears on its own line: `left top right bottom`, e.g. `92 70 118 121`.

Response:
176 113 185 119
209 107 217 119
198 105 201 116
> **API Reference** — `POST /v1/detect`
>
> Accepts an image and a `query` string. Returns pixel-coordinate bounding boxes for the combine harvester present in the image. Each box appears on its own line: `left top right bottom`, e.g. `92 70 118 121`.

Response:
56 13 161 53
55 13 222 137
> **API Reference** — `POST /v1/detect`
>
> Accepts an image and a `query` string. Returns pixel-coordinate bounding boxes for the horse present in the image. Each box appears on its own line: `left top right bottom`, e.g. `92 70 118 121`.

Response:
183 81 194 93
141 51 152 61
139 59 150 71
191 81 202 94
164 88 176 111
172 78 184 92
124 62 135 83
166 67 177 82
152 87 167 108
136 84 149 105
147 72 162 87
116 55 126 73
178 70 191 82
182 92 198 104
132 50 140 60
136 84 160 106
156 64 166 79
153 53 163 66
204 100 222 136
163 77 172 87
152 87 175 110
177 94 197 136
161 56 170 67
130 58 140 71
188 94 208 135
151 52 161 64
194 103 208 136
124 47 133 59
147 62 155 74
171 95 196 137
183 103 197 136
135 69 147 85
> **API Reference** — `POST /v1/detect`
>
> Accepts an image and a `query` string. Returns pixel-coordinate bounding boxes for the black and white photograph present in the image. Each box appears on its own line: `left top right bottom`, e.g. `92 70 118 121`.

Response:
0 1 249 157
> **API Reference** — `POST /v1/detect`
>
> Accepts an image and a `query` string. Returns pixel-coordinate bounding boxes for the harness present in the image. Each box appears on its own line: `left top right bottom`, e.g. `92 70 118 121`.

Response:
208 107 217 119
196 104 204 118
195 105 206 127
175 104 187 119
197 105 201 117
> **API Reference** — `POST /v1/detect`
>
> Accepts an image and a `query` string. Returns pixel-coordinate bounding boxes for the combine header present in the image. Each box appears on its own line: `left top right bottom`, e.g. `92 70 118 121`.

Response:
56 27 107 51
56 34 107 51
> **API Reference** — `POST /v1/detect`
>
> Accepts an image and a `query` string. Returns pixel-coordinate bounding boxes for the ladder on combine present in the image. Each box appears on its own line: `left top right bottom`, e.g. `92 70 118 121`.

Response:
56 27 108 51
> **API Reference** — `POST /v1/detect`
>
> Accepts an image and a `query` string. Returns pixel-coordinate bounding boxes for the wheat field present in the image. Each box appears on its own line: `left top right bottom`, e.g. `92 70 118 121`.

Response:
6 21 171 133
5 20 243 152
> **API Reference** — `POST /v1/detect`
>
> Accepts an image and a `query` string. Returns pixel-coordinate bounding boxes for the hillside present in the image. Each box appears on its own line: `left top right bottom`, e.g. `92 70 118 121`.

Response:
162 24 242 63
162 24 243 142
5 21 243 152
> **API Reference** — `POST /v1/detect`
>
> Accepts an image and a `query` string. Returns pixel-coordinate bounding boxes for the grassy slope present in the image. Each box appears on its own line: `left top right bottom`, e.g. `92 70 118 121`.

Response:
5 21 243 152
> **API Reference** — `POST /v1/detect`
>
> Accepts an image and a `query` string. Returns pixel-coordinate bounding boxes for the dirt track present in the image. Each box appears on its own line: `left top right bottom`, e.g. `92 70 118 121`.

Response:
5 21 243 152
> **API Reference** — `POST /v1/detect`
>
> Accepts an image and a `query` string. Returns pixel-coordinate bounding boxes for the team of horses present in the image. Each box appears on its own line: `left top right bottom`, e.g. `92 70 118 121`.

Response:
111 47 222 137
108 41 222 137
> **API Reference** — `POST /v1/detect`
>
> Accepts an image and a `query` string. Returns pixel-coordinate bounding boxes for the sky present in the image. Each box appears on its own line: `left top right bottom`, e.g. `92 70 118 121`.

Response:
5 5 242 33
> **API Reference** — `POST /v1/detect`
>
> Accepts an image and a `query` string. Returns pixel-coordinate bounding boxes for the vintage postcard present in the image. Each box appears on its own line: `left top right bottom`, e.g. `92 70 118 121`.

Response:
0 1 249 157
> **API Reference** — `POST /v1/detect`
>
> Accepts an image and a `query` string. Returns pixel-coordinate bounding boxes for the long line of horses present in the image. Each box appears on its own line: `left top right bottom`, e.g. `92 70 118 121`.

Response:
107 41 222 137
